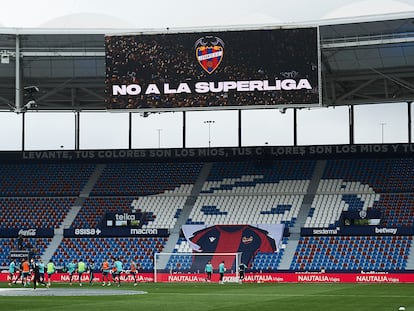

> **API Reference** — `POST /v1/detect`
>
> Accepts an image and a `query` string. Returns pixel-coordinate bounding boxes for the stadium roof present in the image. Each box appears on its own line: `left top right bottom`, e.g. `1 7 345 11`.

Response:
0 14 413 112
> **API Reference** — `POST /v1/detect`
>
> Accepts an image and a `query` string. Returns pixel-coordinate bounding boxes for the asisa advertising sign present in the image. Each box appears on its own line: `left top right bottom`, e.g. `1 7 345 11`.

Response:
105 26 320 111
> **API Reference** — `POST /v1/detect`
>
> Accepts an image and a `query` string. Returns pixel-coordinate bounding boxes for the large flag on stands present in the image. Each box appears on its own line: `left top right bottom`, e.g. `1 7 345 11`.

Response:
182 224 284 269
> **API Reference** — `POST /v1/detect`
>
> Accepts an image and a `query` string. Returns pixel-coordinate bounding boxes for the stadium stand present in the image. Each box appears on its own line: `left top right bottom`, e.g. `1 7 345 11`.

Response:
90 162 202 196
289 157 414 272
378 194 414 227
1 156 414 274
0 197 76 229
0 163 94 268
321 158 414 193
131 195 189 229
71 196 138 228
0 238 51 267
251 238 289 272
50 237 167 270
45 162 202 269
0 163 95 196
187 160 315 227
168 160 315 271
290 236 412 271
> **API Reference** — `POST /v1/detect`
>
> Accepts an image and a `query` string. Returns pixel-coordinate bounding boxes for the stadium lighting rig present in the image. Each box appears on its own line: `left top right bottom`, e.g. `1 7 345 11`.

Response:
204 120 215 148
10 86 40 113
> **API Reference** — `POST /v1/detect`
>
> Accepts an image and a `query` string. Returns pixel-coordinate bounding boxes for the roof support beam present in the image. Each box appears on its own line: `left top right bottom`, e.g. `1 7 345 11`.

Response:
322 34 414 49
334 79 376 104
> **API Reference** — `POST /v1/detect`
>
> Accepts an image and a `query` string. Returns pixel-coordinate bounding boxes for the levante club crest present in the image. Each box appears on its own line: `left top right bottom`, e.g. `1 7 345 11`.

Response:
194 36 224 74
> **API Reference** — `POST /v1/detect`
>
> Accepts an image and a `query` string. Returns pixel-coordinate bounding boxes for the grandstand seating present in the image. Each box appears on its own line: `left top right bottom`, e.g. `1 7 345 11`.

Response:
71 196 137 228
90 162 202 196
0 238 51 267
322 158 414 193
251 239 288 271
0 197 76 229
50 237 167 271
306 158 414 228
72 194 191 229
1 156 414 274
374 193 414 227
290 236 412 271
305 193 381 228
131 195 189 229
0 163 95 196
188 194 303 227
188 160 314 227
202 160 316 188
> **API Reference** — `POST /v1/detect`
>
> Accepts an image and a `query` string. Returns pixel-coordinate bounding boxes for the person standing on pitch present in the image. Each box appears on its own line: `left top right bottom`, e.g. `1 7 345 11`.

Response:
238 262 247 283
112 258 123 287
21 257 30 287
205 260 213 282
102 258 111 286
31 258 48 289
67 259 77 286
88 259 95 285
46 260 55 287
8 258 16 286
13 259 23 285
38 259 45 283
77 259 86 286
129 260 138 286
218 261 226 284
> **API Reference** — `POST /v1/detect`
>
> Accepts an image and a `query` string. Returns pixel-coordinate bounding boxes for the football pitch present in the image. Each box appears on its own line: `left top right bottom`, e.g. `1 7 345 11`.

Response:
0 282 412 311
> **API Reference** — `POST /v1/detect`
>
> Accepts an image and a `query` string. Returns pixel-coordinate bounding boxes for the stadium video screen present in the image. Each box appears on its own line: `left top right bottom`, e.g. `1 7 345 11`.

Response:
105 27 320 111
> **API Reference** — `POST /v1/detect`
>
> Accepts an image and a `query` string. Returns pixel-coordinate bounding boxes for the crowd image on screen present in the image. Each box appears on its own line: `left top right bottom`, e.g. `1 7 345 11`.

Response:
105 28 319 110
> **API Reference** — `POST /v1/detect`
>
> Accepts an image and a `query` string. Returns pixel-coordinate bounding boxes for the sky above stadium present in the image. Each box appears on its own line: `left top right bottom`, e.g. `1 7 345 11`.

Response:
0 0 413 28
0 0 413 150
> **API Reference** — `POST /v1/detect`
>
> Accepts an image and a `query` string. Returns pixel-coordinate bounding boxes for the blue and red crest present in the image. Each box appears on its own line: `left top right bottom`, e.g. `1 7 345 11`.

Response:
195 36 224 74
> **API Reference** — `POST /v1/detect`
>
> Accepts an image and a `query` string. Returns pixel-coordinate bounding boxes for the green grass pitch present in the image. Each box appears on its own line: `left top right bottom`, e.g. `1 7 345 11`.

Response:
0 282 413 311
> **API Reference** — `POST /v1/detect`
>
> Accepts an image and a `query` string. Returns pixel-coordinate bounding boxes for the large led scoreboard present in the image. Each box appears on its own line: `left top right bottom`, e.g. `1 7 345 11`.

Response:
105 26 320 111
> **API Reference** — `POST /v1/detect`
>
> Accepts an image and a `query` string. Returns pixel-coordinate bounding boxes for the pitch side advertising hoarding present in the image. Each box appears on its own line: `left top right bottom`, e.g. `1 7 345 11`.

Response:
2 272 414 284
105 26 320 111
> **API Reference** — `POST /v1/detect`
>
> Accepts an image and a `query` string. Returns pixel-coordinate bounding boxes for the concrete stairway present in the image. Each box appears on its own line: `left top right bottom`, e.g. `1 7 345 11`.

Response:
156 162 212 269
278 160 326 270
41 164 106 264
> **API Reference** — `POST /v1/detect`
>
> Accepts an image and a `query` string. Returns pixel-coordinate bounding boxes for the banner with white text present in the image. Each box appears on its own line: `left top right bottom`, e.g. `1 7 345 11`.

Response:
105 27 320 111
2 272 414 283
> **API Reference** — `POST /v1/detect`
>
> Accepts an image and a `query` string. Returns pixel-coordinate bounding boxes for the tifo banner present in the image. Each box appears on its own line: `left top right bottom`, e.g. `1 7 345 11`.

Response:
105 27 320 110
2 272 414 283
182 224 284 268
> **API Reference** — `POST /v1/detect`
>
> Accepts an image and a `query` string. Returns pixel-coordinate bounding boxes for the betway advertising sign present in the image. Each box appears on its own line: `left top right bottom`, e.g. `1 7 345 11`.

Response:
301 226 414 236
